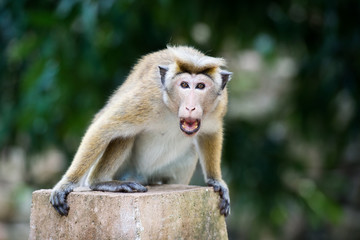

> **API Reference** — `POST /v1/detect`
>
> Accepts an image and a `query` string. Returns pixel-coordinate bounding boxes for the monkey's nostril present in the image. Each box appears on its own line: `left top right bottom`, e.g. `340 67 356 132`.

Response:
186 107 196 112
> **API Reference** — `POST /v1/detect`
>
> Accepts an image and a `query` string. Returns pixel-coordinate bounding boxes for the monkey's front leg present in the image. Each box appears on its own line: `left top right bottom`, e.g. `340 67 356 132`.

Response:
50 125 113 215
50 123 126 216
87 137 147 193
197 132 231 217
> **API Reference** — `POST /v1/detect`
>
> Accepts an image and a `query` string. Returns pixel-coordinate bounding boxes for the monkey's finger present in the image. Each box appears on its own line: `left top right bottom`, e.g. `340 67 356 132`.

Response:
226 208 230 217
52 199 65 216
50 193 61 212
219 187 224 196
56 204 69 216
50 194 59 206
224 207 230 217
118 184 133 192
220 208 226 216
219 199 229 211
55 202 69 216
212 184 221 192
219 186 229 198
220 206 230 217
54 207 62 216
127 182 148 192
219 199 230 217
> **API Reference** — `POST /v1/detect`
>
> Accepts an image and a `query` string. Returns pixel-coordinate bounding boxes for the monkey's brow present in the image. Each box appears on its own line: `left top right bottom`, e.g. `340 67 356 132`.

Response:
174 70 215 82
175 71 189 76
175 70 214 81
199 70 214 80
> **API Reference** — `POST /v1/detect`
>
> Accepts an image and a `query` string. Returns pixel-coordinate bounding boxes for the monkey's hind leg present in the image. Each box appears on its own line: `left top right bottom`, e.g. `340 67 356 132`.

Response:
87 138 147 193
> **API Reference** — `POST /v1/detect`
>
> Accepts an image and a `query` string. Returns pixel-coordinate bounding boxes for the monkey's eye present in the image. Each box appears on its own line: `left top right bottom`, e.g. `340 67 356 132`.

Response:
196 83 205 89
180 82 190 89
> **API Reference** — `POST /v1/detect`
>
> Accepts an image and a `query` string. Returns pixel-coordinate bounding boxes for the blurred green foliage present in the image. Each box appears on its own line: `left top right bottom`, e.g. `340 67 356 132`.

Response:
1 0 360 239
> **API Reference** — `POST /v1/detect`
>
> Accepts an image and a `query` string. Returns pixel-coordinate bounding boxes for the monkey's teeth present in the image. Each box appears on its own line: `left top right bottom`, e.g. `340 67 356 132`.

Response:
180 119 201 135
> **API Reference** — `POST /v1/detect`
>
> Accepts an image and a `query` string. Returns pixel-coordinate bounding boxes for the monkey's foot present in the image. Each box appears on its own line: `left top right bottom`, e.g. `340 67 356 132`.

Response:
207 178 230 217
90 181 148 193
50 183 74 216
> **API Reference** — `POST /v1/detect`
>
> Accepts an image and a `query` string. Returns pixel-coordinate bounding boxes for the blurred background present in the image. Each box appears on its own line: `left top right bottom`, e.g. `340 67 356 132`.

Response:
0 0 359 239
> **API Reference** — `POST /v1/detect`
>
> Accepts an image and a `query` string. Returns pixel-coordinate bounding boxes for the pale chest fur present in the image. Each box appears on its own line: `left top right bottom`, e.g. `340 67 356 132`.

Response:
115 108 221 182
130 112 195 176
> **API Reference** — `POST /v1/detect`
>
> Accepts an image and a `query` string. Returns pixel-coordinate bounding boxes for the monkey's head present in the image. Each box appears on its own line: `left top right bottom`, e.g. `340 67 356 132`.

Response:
159 46 232 136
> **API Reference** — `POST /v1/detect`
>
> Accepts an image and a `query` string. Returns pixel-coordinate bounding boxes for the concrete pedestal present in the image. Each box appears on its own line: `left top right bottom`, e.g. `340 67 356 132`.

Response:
29 185 228 239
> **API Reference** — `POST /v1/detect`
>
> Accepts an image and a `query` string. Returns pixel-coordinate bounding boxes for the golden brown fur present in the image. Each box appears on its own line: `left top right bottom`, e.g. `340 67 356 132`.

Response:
50 46 232 217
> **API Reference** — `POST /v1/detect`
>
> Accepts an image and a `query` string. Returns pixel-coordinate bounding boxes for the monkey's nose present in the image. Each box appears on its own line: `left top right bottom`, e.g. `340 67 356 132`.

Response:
186 107 196 112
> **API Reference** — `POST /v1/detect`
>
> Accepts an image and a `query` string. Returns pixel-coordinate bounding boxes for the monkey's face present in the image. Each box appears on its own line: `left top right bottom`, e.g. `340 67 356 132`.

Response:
164 72 221 136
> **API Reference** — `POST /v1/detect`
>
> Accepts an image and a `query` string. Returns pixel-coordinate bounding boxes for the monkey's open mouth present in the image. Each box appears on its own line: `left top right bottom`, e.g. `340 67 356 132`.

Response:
180 118 201 135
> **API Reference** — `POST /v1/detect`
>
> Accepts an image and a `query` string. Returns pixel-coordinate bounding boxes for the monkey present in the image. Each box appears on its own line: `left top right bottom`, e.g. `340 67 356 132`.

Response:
50 45 232 217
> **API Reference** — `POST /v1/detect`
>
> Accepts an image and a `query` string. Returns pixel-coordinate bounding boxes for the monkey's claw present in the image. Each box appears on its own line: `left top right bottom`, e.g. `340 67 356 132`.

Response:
207 178 231 217
50 188 72 216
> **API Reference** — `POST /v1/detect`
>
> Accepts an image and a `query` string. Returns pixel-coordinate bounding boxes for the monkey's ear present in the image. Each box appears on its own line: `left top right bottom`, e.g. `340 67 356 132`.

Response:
158 65 169 86
220 70 232 90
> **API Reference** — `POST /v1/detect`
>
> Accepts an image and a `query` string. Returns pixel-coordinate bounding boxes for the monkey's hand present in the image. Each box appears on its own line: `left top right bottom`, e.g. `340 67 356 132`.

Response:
50 182 75 216
90 181 148 193
207 178 230 217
